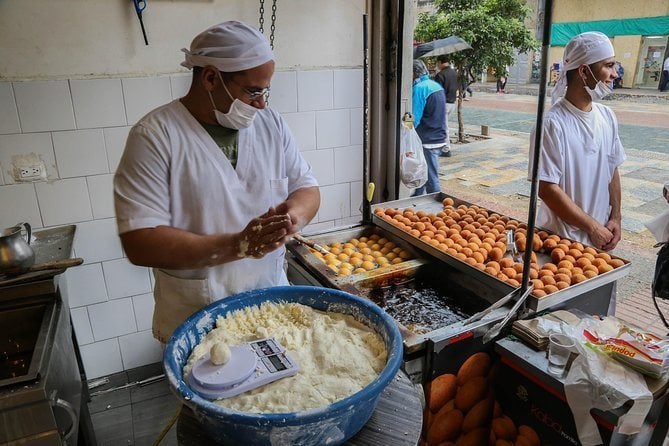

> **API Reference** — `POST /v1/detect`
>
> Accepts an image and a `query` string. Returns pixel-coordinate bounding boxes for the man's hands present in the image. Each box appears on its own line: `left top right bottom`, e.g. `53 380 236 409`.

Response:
237 211 293 259
587 222 614 251
601 218 622 251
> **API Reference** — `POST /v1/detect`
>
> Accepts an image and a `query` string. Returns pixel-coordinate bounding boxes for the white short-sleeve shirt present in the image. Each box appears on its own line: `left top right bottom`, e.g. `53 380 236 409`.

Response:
529 98 626 244
114 100 318 341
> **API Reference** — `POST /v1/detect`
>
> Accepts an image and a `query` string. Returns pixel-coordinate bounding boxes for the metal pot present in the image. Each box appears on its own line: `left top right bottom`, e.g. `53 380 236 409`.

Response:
0 223 35 273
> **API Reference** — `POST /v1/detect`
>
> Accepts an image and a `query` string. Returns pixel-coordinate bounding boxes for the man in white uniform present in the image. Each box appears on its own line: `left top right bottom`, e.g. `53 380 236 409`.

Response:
114 21 320 342
529 31 625 314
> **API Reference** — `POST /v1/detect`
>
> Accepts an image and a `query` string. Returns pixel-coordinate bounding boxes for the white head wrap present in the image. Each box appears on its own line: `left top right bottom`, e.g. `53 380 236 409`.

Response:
551 31 614 104
181 21 274 72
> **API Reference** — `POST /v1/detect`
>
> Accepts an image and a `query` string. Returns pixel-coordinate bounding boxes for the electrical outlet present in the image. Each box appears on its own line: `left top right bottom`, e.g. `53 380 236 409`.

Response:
16 162 47 182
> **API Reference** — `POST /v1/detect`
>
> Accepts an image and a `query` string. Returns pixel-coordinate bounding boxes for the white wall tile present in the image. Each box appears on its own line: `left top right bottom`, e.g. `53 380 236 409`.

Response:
303 220 335 235
0 183 42 230
122 76 172 125
297 71 333 112
80 339 123 379
334 69 363 109
13 80 75 132
102 258 151 300
89 297 137 341
53 129 108 178
119 330 162 370
350 108 363 145
103 126 131 172
0 83 21 134
35 178 92 226
350 180 363 217
334 145 363 183
319 183 351 221
335 215 363 226
316 109 350 149
70 79 126 129
132 293 154 332
270 71 297 113
70 307 94 345
63 263 108 308
282 112 316 151
170 73 192 99
301 149 334 186
87 174 115 219
73 218 123 264
0 133 57 184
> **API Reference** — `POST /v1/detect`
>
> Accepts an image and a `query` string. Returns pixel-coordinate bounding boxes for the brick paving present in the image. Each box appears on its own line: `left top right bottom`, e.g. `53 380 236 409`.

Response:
438 92 669 336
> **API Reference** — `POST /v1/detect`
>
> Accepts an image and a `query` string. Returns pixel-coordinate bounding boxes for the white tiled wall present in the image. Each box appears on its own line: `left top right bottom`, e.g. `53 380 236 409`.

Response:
0 68 363 378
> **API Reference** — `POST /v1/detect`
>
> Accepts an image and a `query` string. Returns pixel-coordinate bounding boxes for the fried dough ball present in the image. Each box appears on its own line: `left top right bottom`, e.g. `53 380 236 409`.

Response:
489 247 504 261
571 274 587 284
484 267 498 276
551 248 566 263
543 238 558 251
486 261 501 273
557 260 574 270
499 258 515 269
598 263 614 274
576 257 591 269
541 263 559 273
391 257 403 264
583 247 597 256
557 267 572 278
543 284 559 295
338 267 352 276
584 270 598 279
554 273 571 284
361 261 376 271
442 197 455 207
533 289 547 298
531 279 544 290
556 281 570 290
541 275 557 286
609 258 625 268
501 267 516 279
507 278 521 287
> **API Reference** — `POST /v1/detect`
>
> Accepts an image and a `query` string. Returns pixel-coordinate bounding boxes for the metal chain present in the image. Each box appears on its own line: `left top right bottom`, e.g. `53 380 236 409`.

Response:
269 0 277 50
259 0 265 34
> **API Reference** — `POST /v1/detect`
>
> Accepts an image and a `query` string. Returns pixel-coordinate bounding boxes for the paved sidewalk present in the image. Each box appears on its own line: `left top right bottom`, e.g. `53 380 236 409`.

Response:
472 81 669 104
438 120 669 336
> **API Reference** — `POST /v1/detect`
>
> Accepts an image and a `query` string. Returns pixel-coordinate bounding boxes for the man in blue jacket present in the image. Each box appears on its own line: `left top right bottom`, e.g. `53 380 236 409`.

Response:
412 59 447 196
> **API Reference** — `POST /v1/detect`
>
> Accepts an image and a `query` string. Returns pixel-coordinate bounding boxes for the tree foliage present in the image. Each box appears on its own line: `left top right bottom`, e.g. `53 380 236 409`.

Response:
414 0 539 140
415 0 538 79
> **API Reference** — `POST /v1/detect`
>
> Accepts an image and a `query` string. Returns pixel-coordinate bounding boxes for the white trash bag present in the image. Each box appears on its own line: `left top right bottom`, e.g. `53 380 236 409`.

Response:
399 122 428 189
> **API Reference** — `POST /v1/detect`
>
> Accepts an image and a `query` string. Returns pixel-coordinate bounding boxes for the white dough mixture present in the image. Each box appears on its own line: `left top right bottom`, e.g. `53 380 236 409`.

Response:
184 302 388 413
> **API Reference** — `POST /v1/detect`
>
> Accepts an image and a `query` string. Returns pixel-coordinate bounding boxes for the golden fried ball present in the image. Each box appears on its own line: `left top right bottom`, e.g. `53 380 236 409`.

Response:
555 281 570 290
543 284 559 295
533 289 547 298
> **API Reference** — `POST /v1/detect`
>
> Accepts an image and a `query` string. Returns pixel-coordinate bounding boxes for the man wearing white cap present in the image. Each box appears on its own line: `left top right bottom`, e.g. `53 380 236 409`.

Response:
114 21 320 342
529 31 625 314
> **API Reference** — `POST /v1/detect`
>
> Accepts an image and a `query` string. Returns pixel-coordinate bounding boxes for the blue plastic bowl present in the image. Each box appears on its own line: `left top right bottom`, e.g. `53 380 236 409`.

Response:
163 285 403 446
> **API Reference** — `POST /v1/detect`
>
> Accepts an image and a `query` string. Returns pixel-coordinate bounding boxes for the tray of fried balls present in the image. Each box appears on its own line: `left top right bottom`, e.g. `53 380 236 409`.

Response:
289 226 422 288
372 196 630 302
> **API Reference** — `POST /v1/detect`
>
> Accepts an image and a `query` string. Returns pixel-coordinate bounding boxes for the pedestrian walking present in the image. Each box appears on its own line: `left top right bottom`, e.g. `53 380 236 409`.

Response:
433 55 458 157
411 59 447 196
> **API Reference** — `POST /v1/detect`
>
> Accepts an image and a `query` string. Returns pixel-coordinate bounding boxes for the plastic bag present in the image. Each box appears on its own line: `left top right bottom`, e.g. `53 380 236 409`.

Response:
399 123 427 189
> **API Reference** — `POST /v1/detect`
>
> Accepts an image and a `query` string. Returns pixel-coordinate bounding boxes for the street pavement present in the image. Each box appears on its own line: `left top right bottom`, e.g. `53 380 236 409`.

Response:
439 88 669 336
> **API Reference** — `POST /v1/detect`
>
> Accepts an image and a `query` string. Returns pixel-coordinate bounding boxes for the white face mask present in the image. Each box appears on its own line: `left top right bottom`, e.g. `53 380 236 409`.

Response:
208 72 258 129
583 66 613 101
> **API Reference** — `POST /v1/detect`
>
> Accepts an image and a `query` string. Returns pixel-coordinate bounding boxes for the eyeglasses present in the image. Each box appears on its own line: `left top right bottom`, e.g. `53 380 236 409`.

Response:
228 77 271 101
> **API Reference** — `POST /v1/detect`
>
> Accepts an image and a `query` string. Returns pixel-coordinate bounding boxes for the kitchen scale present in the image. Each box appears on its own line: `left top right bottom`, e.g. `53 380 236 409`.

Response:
188 337 299 399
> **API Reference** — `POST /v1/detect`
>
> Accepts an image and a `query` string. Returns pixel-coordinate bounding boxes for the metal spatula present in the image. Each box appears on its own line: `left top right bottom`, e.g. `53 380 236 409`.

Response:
292 234 329 255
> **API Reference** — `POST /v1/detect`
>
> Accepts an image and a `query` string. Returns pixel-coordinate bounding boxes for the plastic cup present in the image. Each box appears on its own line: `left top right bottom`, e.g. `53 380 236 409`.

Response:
547 333 575 377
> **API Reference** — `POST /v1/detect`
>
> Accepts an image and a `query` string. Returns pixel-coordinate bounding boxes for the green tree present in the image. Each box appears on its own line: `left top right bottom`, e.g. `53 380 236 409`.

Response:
415 0 538 141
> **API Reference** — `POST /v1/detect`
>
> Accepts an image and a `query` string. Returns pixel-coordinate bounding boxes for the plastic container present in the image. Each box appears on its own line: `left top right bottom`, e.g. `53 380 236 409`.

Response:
163 285 403 446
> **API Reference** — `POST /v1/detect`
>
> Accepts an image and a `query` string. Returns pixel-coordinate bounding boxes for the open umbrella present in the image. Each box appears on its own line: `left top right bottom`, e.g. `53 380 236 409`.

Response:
413 36 472 59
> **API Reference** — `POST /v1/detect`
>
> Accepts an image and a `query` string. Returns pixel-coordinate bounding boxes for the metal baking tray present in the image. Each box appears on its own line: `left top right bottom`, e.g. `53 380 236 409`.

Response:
287 225 425 293
370 192 631 312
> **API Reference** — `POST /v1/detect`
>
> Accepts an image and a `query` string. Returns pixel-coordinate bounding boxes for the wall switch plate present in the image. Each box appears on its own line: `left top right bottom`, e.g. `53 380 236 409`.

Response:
12 153 48 182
